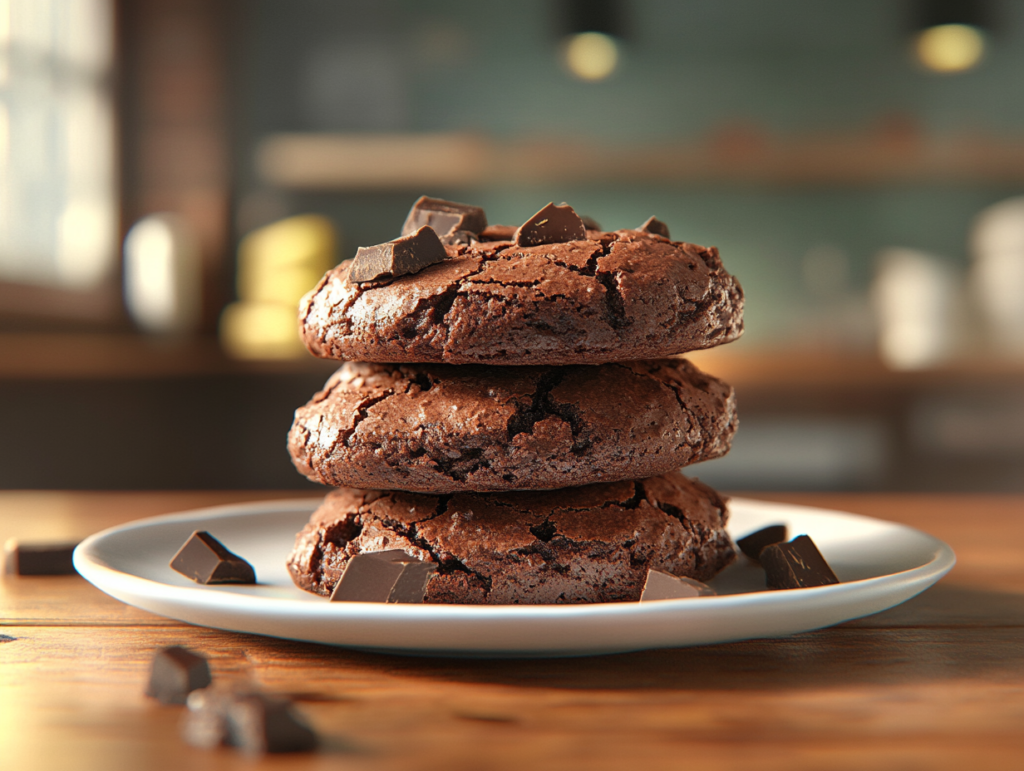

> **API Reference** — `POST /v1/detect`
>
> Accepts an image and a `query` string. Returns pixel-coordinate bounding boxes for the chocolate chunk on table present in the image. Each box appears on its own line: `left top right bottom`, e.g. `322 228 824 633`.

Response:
401 196 487 237
170 531 256 585
146 645 212 704
640 569 715 601
3 539 79 575
736 524 788 563
183 686 317 754
514 202 587 246
330 549 436 603
349 226 448 283
760 535 840 589
638 216 670 239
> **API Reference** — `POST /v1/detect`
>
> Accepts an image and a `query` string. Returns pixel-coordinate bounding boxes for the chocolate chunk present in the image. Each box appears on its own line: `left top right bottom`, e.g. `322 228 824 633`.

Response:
330 549 437 603
638 216 670 239
227 693 318 754
581 215 602 231
183 686 317 754
170 531 256 585
349 226 447 283
639 569 716 601
736 524 788 563
478 224 516 241
514 203 587 246
3 539 78 575
440 229 477 246
146 646 212 704
760 535 840 590
401 196 487 237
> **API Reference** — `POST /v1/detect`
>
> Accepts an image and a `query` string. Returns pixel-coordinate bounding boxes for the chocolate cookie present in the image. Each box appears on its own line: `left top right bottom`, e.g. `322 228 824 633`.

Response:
288 359 737 493
299 228 744 365
286 472 735 605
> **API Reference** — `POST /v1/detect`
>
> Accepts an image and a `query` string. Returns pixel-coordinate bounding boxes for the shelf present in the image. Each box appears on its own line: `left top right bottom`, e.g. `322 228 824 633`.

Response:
0 332 337 380
256 129 1024 190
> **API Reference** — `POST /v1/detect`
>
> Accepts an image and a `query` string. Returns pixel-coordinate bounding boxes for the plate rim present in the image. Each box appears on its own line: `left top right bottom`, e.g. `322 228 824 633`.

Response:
73 496 956 624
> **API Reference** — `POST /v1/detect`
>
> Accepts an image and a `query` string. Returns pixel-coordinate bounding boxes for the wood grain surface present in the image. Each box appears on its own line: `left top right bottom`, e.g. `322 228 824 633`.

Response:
2 491 1023 770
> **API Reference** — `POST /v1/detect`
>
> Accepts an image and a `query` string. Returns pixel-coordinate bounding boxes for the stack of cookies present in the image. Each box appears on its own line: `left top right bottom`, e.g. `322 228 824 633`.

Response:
285 198 745 604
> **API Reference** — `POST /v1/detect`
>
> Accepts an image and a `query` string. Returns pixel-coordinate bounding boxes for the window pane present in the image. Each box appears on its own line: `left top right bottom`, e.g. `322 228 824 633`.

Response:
0 0 116 289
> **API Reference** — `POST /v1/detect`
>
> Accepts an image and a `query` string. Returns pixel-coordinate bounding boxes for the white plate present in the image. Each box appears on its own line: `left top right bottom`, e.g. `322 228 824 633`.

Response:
74 498 955 658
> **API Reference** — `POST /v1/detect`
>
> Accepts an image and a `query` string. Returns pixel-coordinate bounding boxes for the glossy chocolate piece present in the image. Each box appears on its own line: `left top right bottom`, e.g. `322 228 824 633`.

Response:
581 215 602 231
170 531 256 585
478 224 516 241
227 693 318 754
329 549 436 603
736 524 788 563
146 645 212 704
401 196 487 237
4 539 78 575
638 216 670 239
183 686 317 754
440 229 477 246
514 203 587 246
349 226 447 283
760 535 840 589
639 569 715 601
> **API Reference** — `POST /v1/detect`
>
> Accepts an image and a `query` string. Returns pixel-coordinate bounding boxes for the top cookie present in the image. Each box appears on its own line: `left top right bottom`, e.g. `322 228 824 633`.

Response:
299 199 744 366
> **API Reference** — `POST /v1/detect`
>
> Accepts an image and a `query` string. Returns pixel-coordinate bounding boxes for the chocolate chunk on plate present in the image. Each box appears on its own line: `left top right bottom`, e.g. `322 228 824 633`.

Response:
330 549 436 603
401 195 487 237
638 216 670 239
349 226 448 283
514 202 587 246
736 524 788 563
146 645 212 705
760 535 840 590
170 531 256 585
4 539 79 576
639 569 716 601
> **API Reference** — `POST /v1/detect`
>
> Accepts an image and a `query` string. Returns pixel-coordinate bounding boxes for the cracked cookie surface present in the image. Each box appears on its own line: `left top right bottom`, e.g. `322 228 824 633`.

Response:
288 358 737 493
286 471 735 604
299 229 744 365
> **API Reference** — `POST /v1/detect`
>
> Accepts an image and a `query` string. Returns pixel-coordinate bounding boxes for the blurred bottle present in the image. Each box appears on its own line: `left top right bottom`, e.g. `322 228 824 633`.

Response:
872 248 959 370
220 214 337 360
123 214 202 335
969 197 1024 357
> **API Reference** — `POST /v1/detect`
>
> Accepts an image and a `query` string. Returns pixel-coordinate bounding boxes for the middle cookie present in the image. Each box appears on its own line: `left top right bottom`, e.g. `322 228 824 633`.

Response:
288 358 737 494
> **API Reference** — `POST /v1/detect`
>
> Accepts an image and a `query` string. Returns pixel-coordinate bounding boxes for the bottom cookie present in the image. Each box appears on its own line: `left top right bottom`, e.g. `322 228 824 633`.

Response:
287 472 735 604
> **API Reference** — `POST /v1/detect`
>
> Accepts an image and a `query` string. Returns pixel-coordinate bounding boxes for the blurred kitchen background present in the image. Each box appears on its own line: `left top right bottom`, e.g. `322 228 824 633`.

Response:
2 0 1023 491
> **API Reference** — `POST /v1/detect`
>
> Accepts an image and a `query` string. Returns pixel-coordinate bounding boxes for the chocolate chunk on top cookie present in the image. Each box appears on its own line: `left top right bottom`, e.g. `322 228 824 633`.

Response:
514 202 587 246
401 196 488 238
349 226 447 283
638 216 670 239
286 471 735 605
289 358 737 494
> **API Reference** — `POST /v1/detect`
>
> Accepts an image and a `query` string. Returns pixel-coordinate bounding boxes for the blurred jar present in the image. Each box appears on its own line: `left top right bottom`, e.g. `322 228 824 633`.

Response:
123 214 202 335
872 248 958 370
969 197 1024 357
220 214 337 359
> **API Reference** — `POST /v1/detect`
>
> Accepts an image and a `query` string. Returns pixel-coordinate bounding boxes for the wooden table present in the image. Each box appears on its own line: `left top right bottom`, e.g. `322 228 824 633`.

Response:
2 491 1023 770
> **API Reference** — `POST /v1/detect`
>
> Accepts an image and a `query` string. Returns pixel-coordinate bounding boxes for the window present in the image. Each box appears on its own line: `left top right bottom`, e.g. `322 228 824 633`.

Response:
0 0 116 291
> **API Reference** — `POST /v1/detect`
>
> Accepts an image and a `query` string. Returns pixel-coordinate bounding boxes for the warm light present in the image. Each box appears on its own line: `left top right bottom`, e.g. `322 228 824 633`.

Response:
123 214 201 334
563 32 618 81
915 24 985 73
